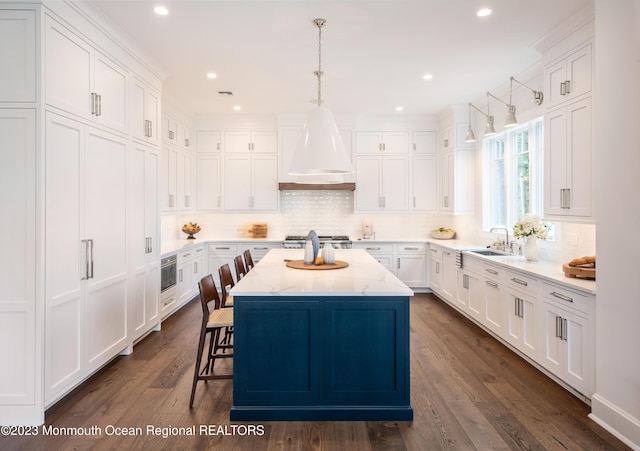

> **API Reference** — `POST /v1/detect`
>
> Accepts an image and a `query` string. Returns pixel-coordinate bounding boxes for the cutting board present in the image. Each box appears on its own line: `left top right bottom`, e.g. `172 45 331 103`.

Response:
562 263 596 279
286 260 349 270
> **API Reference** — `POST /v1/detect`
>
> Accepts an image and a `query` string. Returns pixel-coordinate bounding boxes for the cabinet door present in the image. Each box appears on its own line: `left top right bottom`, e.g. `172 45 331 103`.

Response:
45 113 84 399
411 155 437 211
45 15 92 118
412 131 437 154
0 110 37 407
164 146 178 211
196 155 222 211
130 78 160 146
252 155 279 210
93 51 128 132
566 97 592 217
224 131 252 153
84 128 128 369
0 10 36 102
440 151 454 211
428 249 441 293
566 43 592 102
545 59 568 109
544 107 568 215
381 156 409 211
356 131 382 154
381 131 409 154
440 249 457 301
196 130 222 153
177 259 193 306
178 152 192 210
252 131 277 153
483 278 504 337
355 156 382 211
396 255 426 287
162 115 177 143
564 310 588 393
224 155 252 210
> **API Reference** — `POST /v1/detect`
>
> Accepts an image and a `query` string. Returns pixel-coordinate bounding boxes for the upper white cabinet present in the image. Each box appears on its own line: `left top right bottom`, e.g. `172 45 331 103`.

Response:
411 155 437 211
224 154 279 211
356 155 408 211
45 15 128 133
196 155 222 211
356 131 409 154
438 149 474 214
162 114 192 151
196 130 222 153
544 96 592 219
224 130 277 154
412 131 437 154
0 10 36 103
544 42 592 109
130 76 161 147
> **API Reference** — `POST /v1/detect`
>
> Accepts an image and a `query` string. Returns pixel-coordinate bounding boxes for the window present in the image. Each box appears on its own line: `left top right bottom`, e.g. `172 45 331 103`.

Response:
482 118 544 234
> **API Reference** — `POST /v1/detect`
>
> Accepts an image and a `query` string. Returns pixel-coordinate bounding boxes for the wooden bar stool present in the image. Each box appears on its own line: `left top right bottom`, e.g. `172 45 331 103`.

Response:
189 274 233 408
218 263 235 308
234 254 248 281
243 249 255 271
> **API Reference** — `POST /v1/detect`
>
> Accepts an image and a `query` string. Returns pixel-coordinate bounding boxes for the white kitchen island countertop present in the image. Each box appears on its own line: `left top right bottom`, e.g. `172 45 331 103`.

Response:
230 248 414 297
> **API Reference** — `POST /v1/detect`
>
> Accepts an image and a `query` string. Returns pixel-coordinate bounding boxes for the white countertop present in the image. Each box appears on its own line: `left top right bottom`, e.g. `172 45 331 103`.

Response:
161 237 283 256
230 248 414 297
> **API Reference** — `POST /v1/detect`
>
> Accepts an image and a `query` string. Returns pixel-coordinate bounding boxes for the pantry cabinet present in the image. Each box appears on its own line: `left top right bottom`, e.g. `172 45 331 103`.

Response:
0 9 36 103
196 155 222 211
45 15 128 133
128 143 160 342
224 130 277 154
162 145 193 212
356 131 409 154
44 112 128 403
411 155 437 211
544 42 592 109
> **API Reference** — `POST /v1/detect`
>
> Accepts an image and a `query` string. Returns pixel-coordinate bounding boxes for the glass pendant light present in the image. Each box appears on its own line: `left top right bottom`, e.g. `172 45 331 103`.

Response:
289 19 353 180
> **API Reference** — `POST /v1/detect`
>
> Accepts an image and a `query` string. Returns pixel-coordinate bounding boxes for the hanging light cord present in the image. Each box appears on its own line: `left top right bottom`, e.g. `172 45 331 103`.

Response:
314 18 326 108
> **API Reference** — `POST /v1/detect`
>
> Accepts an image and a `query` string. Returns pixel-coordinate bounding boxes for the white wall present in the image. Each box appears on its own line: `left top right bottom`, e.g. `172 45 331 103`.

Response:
590 1 640 448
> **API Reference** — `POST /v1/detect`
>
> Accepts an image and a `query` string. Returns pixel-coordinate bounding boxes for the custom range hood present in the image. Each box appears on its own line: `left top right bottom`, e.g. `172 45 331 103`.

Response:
278 181 355 191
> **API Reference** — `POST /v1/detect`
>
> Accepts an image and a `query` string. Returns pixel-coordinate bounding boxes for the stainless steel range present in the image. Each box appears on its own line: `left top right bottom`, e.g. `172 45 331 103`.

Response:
281 235 353 249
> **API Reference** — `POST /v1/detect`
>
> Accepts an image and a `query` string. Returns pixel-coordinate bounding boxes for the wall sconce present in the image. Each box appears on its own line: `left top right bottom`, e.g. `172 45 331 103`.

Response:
487 77 544 129
465 93 497 142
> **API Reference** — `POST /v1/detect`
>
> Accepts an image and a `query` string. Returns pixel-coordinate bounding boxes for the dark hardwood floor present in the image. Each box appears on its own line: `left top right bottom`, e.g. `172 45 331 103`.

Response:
1 293 629 450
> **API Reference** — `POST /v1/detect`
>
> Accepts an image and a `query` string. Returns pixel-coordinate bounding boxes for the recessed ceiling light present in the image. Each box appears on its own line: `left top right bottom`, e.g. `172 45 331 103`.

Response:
206 73 217 79
477 8 492 17
153 6 169 16
395 106 404 112
423 74 433 80
233 106 241 111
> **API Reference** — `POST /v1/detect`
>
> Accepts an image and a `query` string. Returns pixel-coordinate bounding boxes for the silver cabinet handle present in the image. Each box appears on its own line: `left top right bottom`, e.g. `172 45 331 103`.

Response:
194 262 198 273
185 195 190 207
485 280 498 287
463 274 469 289
183 253 191 258
550 291 573 303
366 247 381 251
413 196 416 208
556 316 562 338
216 247 231 250
560 82 566 96
217 196 221 208
511 277 528 286
163 297 174 307
515 297 520 316
196 248 204 253
485 268 498 275
254 247 269 250
148 120 153 137
413 143 416 151
404 247 419 251
169 194 175 207
179 268 183 283
97 94 102 116
88 239 94 279
185 138 190 147
565 80 571 94
169 130 175 140
562 318 568 341
443 195 449 208
436 262 440 274
81 239 90 280
519 298 524 318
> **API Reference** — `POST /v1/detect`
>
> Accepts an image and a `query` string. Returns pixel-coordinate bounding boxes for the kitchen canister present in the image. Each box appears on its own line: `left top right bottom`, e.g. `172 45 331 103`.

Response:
303 240 315 264
321 242 336 264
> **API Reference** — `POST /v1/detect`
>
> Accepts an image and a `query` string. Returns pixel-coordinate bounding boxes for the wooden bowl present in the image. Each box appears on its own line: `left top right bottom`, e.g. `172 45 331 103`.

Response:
431 230 455 240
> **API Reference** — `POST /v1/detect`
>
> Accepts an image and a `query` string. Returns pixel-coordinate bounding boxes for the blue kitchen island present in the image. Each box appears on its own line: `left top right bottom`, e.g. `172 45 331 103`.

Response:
229 248 414 421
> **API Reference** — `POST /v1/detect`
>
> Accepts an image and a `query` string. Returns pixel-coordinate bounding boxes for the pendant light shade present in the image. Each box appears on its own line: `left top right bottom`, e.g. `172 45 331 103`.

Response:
289 106 352 175
289 18 353 179
485 115 497 135
504 104 518 128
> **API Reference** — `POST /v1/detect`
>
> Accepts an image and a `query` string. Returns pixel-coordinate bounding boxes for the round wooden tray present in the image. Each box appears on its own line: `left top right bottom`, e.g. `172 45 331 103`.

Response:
562 263 596 279
285 259 349 270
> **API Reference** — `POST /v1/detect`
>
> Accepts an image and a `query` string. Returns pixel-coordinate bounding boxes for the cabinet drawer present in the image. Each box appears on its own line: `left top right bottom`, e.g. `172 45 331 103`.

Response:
397 243 427 254
356 243 394 253
179 249 195 261
461 255 482 274
483 262 503 280
506 269 539 293
542 282 589 315
208 243 240 254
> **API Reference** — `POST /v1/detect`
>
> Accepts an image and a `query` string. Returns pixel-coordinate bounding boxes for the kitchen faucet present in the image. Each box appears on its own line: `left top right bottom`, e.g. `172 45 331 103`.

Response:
490 227 509 247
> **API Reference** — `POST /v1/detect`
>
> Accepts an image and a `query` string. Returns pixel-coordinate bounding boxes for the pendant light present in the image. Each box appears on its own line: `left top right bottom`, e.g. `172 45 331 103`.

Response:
288 18 353 180
465 97 497 143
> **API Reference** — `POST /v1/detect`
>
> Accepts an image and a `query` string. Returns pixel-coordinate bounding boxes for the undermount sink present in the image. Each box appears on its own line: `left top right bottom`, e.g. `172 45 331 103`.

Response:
466 249 514 256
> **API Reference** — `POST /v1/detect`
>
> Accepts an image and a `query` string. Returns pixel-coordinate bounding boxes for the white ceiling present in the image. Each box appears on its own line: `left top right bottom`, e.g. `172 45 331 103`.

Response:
88 0 591 117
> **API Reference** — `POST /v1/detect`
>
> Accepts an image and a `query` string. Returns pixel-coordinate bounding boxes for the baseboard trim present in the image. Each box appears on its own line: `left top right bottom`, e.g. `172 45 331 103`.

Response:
589 393 640 450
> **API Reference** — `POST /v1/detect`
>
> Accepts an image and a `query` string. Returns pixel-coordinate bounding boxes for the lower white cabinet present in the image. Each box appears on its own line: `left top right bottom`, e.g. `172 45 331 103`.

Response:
176 245 205 308
505 271 539 361
396 244 427 287
207 242 241 289
45 112 129 404
482 262 506 338
354 243 395 273
540 282 591 395
241 242 281 264
427 244 455 299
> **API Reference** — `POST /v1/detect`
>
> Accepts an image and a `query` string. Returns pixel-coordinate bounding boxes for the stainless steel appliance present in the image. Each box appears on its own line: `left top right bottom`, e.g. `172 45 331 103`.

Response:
281 235 352 249
160 254 177 293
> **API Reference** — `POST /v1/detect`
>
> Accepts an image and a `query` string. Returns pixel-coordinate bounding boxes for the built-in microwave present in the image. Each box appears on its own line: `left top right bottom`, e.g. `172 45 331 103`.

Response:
160 254 177 293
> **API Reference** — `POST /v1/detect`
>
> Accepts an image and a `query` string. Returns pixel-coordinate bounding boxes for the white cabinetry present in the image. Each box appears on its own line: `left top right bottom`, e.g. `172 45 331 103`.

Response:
411 155 437 212
45 15 127 133
481 262 506 338
411 131 437 154
196 155 222 211
44 112 128 403
241 242 281 264
428 244 456 301
162 145 193 212
224 130 277 154
540 282 591 395
130 76 160 147
544 97 592 219
396 244 427 288
354 243 395 273
356 155 408 211
0 10 36 103
0 109 37 413
456 257 483 320
356 131 409 154
544 42 592 109
505 270 539 361
176 246 204 308
224 154 278 211
438 116 474 214
128 143 160 341
207 243 240 288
